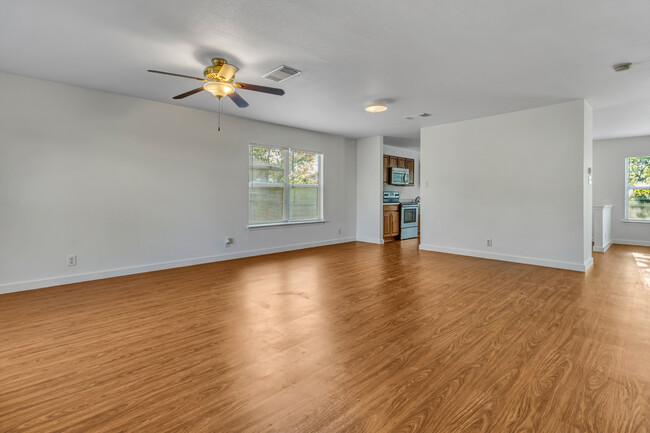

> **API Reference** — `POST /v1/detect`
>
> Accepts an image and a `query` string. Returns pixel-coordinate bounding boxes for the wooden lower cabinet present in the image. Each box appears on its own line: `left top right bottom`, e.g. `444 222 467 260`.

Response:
383 205 400 240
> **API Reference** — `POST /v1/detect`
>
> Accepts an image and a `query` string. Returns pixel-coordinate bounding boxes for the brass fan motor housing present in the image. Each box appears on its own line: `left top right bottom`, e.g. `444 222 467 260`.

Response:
204 57 236 83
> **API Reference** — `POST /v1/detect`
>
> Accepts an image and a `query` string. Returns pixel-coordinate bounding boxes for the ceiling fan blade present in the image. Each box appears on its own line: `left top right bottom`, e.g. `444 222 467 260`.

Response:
148 70 206 81
233 82 285 96
228 91 249 108
173 86 205 99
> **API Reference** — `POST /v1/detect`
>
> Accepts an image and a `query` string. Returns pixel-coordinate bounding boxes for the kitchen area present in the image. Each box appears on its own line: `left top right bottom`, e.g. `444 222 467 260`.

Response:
382 140 420 242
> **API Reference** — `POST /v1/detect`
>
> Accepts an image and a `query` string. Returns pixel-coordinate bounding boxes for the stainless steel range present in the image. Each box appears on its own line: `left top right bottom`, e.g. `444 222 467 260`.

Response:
400 202 419 239
383 191 400 203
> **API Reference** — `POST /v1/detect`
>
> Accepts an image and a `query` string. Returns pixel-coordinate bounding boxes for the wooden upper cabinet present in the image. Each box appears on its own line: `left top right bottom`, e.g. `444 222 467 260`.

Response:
383 155 389 184
405 159 415 185
384 154 415 186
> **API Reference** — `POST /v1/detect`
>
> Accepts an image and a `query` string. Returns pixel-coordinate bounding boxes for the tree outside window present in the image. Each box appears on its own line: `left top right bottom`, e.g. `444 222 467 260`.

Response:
249 145 322 225
626 156 650 220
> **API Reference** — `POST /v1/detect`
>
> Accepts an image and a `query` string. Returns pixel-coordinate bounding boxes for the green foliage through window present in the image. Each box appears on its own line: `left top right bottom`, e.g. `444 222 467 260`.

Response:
249 145 322 224
249 145 284 184
626 156 650 220
290 151 319 184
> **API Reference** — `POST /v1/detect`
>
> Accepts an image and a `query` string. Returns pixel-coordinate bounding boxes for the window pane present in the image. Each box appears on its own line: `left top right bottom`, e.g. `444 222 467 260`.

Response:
249 145 323 225
290 187 319 220
627 156 650 188
249 145 284 184
249 145 286 224
290 150 319 184
628 189 650 220
249 187 284 224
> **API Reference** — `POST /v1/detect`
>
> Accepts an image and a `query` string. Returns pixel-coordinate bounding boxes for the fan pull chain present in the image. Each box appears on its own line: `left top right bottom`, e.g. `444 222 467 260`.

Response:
218 97 222 132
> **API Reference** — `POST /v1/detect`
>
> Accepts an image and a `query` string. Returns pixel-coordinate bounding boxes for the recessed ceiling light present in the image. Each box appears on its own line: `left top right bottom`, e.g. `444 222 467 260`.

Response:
613 62 632 72
365 104 388 113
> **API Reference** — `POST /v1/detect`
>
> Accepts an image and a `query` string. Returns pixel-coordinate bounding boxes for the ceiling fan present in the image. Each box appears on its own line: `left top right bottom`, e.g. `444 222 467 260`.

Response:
148 57 285 109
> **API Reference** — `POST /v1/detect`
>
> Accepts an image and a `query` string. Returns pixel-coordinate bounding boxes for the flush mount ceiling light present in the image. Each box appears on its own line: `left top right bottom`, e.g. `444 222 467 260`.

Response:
613 62 632 72
365 104 388 113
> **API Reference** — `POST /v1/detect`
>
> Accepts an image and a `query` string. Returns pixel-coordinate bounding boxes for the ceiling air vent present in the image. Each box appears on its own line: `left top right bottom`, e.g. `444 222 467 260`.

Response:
263 65 301 83
405 113 432 120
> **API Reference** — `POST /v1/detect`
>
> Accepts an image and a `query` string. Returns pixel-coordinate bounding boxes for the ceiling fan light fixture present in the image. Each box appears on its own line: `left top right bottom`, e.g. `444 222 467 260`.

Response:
217 63 238 82
203 81 235 98
365 104 388 113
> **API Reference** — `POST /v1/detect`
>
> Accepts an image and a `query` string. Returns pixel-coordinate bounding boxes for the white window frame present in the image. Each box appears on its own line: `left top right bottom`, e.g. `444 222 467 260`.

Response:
624 156 650 221
248 144 323 228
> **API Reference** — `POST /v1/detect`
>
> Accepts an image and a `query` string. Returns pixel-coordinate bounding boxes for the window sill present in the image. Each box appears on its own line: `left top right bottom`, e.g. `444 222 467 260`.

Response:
622 219 650 224
247 220 327 230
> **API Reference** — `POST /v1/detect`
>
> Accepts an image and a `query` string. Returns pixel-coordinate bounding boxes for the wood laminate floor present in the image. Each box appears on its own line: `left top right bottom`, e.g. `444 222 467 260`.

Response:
1 241 649 432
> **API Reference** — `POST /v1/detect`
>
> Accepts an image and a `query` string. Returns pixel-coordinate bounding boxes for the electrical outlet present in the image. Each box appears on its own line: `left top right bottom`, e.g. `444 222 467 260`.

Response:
225 237 233 248
67 255 77 266
487 239 492 247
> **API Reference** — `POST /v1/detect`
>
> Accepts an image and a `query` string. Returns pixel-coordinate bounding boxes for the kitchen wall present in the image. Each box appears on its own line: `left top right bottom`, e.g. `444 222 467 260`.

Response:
0 72 357 294
356 136 383 243
420 100 593 271
593 135 650 246
383 144 420 201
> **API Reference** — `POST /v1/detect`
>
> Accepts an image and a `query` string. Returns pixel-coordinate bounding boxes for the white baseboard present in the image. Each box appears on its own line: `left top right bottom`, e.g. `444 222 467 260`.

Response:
593 241 613 253
612 239 650 247
356 236 384 244
419 244 591 272
0 237 357 295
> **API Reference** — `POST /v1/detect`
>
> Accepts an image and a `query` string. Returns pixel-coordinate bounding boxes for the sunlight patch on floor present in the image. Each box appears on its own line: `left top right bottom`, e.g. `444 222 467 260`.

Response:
632 252 650 288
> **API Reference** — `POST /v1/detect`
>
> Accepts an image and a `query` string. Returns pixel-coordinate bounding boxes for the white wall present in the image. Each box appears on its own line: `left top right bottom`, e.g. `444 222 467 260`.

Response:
356 136 383 243
583 104 594 264
0 72 357 294
420 100 593 271
383 144 420 201
593 135 650 246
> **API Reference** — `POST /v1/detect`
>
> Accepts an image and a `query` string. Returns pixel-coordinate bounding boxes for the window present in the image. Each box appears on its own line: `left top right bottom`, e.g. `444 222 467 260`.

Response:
249 144 322 225
625 156 650 220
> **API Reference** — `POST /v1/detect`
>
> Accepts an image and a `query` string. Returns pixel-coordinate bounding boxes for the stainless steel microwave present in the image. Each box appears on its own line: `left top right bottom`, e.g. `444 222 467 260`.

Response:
390 167 409 185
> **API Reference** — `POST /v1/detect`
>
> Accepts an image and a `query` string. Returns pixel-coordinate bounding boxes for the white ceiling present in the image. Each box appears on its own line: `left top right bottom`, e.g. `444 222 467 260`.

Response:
1 0 649 140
